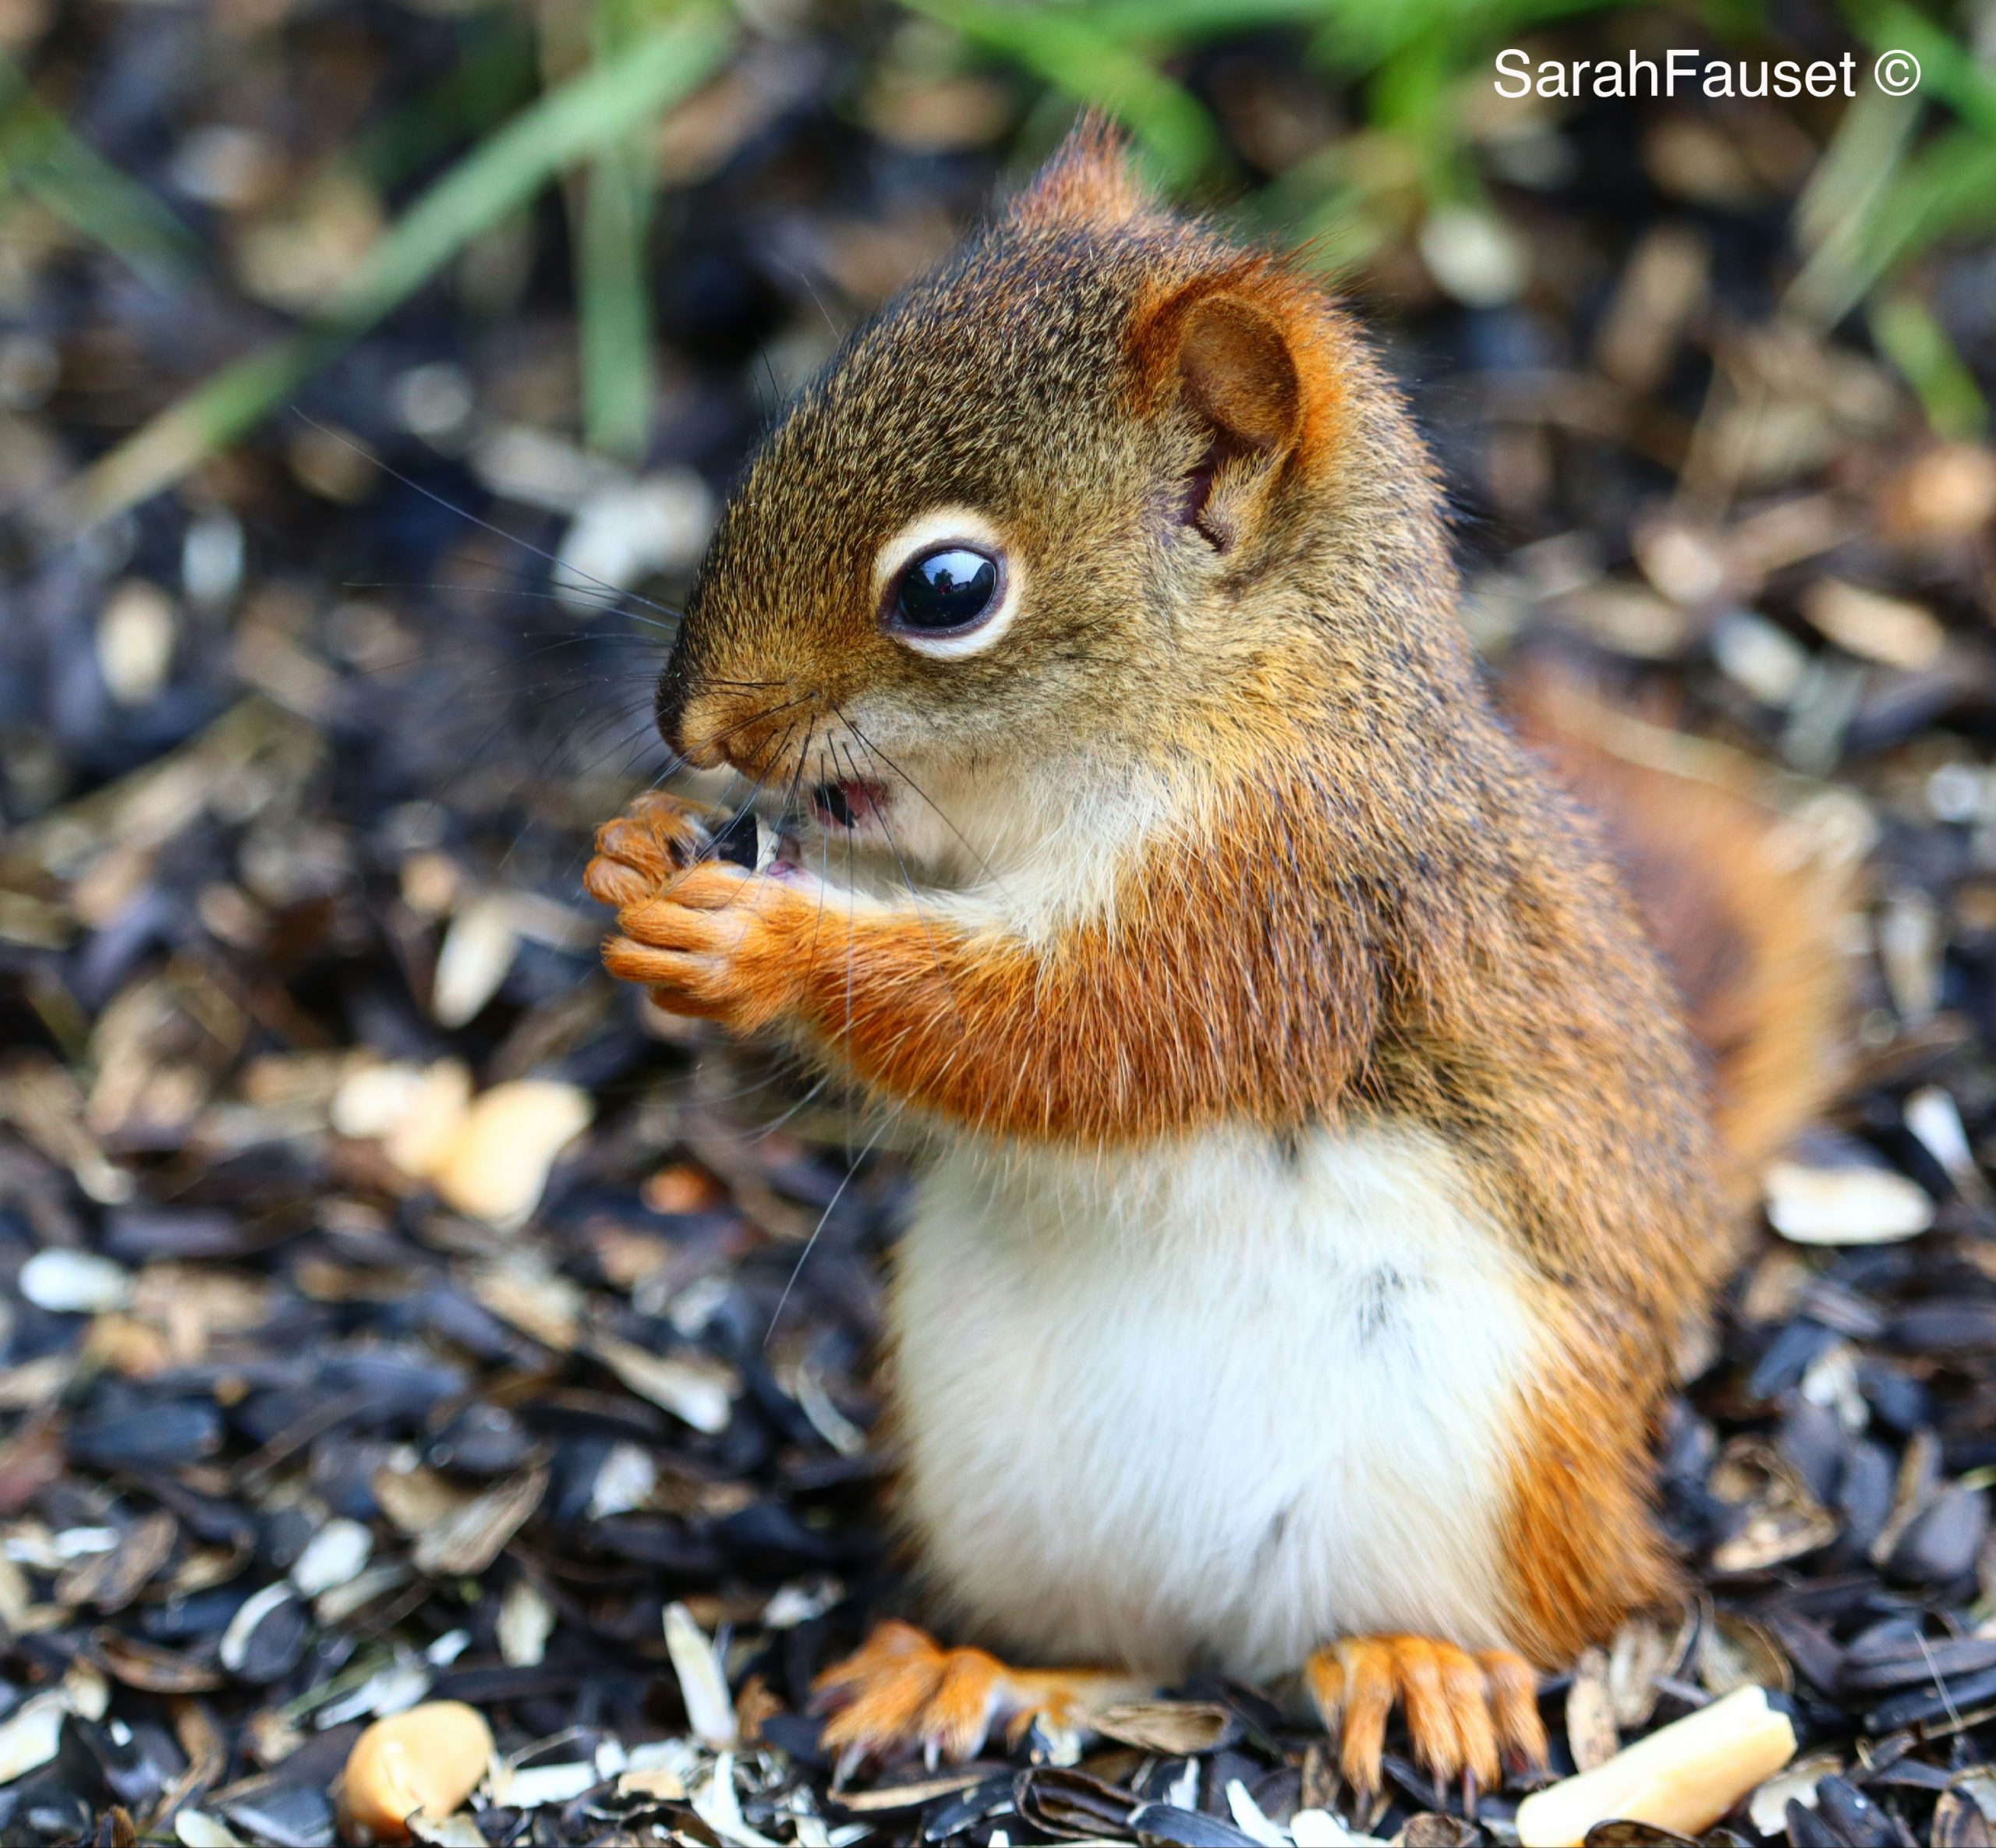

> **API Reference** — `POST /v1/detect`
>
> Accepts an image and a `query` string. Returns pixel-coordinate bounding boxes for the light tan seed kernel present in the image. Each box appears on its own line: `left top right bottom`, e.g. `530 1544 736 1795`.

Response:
1514 1683 1796 1847
338 1701 493 1845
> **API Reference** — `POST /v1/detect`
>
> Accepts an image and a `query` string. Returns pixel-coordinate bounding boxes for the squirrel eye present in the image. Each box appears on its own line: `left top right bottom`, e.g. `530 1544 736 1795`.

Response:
893 546 1000 634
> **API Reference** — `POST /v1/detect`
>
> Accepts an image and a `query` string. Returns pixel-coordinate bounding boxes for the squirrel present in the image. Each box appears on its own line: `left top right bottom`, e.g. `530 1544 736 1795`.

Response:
582 120 1848 1801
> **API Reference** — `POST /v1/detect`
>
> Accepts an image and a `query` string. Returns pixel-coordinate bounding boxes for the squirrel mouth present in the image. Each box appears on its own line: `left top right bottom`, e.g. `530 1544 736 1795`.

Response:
812 778 888 830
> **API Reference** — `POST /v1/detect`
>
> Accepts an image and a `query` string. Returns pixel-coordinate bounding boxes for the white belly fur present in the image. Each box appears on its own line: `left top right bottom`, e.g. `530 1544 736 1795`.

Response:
890 1121 1545 1683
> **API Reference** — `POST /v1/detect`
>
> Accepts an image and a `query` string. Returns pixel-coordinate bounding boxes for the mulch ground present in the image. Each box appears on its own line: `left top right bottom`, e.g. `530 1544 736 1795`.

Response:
6 3 1996 1843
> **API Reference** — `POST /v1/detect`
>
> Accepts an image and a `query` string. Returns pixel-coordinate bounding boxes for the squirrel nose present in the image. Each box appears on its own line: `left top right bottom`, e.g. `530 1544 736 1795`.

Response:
671 706 730 770
659 671 794 774
653 651 723 767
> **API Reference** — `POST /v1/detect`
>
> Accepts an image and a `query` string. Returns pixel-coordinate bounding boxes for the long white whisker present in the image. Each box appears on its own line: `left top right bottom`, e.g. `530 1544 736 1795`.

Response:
764 1100 901 1346
294 409 681 618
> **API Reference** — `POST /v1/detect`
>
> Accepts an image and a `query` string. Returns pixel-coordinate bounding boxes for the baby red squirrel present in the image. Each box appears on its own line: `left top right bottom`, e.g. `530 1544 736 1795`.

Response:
584 121 1846 1800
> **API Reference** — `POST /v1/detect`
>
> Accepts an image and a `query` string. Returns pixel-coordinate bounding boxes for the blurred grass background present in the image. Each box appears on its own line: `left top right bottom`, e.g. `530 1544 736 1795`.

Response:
4 0 1994 540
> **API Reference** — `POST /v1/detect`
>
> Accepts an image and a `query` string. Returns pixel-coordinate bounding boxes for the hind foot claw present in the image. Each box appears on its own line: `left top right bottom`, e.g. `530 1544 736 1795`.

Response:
812 1620 1147 1771
1305 1634 1548 1800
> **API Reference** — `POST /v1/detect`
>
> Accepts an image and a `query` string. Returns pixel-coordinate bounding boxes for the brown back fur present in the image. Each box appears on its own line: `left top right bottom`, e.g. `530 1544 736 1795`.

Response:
1509 671 1849 1194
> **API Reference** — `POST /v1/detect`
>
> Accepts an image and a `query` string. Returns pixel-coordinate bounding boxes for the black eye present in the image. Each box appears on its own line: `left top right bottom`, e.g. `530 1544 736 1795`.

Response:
894 546 1000 633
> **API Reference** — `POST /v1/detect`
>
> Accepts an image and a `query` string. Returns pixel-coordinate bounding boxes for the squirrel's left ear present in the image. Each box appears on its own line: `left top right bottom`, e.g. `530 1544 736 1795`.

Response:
1134 268 1337 552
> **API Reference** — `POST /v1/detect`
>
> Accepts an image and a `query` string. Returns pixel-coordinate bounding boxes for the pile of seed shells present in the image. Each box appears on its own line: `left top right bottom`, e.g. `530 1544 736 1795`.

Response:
9 0 1996 1843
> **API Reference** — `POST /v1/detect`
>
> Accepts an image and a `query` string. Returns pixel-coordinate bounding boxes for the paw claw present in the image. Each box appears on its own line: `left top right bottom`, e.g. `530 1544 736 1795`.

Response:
1306 1635 1544 1802
1477 1648 1549 1774
584 793 707 910
812 1625 1136 1771
588 799 802 1029
814 1626 996 1768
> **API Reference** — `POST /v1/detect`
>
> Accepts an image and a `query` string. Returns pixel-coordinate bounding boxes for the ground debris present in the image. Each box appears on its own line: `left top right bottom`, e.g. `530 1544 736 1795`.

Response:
4 3 1996 1845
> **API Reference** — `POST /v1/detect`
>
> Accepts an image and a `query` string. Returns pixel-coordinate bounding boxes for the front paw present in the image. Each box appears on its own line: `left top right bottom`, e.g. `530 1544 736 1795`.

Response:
601 859 808 1031
584 791 711 911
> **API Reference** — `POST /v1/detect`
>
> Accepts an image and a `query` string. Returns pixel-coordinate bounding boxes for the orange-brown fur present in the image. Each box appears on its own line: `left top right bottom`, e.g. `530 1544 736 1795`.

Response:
588 120 1850 1776
813 1621 1148 1764
1512 673 1849 1191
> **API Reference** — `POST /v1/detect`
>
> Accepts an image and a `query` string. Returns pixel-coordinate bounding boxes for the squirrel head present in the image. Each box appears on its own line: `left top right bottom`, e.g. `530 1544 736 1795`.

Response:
657 119 1459 871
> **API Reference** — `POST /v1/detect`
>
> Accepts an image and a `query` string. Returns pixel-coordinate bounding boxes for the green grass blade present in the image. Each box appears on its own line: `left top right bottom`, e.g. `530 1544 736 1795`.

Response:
899 0 1222 189
580 135 659 461
317 5 732 336
1785 80 1922 325
1790 2 1996 322
1857 129 1996 296
56 331 338 537
1853 0 1996 138
578 0 667 462
58 2 736 533
1081 0 1334 43
0 55 205 285
1870 291 1990 440
1305 0 1633 80
351 13 540 191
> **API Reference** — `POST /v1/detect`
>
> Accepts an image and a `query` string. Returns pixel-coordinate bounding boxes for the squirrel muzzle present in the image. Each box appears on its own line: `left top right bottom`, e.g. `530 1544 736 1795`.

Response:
653 640 788 775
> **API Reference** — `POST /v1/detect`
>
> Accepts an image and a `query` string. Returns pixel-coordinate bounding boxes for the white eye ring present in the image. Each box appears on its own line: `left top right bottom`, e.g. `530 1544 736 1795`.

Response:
873 506 1022 660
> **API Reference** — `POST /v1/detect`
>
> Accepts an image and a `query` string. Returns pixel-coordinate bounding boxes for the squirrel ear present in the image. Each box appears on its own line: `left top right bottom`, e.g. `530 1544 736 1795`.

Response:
1175 293 1302 457
1138 278 1318 550
1011 113 1152 232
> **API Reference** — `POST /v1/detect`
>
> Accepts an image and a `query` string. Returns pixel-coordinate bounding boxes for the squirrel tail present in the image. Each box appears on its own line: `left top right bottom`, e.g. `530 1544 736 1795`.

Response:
1508 668 1850 1188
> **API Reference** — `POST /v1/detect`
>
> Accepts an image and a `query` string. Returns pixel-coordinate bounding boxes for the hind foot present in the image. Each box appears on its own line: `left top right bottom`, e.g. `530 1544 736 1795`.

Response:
812 1620 1148 1771
1305 1634 1548 1800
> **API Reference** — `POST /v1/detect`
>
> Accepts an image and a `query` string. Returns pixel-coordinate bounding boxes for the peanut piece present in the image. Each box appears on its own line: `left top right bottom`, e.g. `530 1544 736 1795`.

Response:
1514 1683 1796 1847
338 1701 494 1844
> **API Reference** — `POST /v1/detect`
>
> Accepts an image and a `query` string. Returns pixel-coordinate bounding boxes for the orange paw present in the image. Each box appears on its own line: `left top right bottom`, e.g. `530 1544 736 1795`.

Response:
583 791 710 910
587 791 816 1032
812 1621 1146 1772
1305 1635 1547 1800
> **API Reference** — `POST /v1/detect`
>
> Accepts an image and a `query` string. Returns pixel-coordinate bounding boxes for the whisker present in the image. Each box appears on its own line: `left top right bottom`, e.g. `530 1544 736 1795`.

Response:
633 711 806 896
836 731 966 1036
797 722 836 979
340 580 681 631
842 791 858 1167
292 409 683 618
555 709 674 785
645 693 816 792
765 1099 901 1345
328 634 657 694
682 1054 844 1143
838 709 1010 900
777 711 818 829
742 1066 841 1138
494 699 679 875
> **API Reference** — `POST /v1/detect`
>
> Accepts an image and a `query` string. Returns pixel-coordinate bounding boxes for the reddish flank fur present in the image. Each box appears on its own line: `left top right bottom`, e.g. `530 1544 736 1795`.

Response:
1511 671 1849 1191
1486 671 1850 1659
588 119 1853 1770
